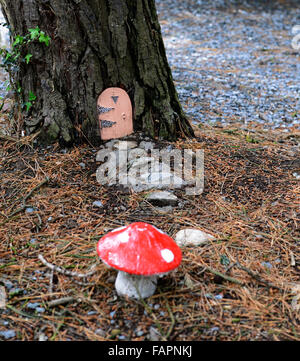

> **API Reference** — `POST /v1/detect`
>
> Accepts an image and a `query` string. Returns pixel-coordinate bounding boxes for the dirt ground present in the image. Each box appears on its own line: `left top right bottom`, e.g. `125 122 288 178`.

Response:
0 123 299 341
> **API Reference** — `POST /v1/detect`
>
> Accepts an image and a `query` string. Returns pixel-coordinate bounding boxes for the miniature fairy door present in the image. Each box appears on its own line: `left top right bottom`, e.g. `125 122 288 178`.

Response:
97 88 133 140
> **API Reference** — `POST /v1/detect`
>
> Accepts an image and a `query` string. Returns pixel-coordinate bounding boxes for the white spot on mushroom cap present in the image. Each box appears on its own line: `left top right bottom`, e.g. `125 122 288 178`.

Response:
117 231 129 243
161 249 174 263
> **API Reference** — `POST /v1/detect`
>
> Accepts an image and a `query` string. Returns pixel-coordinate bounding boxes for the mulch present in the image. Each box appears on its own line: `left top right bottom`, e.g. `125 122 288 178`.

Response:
0 124 299 341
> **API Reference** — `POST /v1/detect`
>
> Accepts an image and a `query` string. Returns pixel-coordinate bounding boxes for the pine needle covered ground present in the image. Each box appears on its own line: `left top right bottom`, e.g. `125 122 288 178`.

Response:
0 0 299 342
0 124 299 341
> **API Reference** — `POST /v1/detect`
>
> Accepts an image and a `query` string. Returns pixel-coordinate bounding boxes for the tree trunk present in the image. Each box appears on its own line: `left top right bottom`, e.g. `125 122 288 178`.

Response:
0 0 194 145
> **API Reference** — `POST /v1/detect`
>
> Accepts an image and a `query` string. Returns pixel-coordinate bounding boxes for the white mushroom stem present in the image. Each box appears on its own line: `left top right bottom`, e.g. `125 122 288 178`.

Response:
115 271 158 299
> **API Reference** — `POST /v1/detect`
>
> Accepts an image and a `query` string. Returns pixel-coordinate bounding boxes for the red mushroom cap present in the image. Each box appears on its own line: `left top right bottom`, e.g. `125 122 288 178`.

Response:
97 222 182 276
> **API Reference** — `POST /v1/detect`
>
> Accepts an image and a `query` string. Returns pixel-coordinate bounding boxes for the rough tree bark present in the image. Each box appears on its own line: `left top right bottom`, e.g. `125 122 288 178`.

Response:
0 0 194 144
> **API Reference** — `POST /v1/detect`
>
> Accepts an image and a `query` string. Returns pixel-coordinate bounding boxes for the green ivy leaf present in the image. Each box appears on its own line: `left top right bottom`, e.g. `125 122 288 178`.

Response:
5 52 12 61
24 102 32 112
13 35 24 47
39 31 51 46
13 54 20 62
29 27 40 40
28 91 37 102
24 54 33 64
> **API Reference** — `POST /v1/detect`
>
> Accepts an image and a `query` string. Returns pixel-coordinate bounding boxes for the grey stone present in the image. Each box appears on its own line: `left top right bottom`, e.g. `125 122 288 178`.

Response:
113 140 138 150
96 150 126 185
261 261 272 269
36 307 45 313
144 171 185 189
118 174 145 192
146 191 178 207
147 327 160 341
95 328 106 337
128 156 153 171
175 229 215 247
139 141 155 150
27 302 40 310
154 206 174 213
103 139 118 149
93 201 104 208
38 333 48 341
96 140 185 192
0 330 16 340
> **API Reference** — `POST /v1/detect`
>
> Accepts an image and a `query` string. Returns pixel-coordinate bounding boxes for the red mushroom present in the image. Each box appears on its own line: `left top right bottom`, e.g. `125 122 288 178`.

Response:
97 222 182 299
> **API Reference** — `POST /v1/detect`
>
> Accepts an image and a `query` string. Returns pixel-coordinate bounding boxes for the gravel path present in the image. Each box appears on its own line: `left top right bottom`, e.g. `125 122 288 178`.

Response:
156 0 300 130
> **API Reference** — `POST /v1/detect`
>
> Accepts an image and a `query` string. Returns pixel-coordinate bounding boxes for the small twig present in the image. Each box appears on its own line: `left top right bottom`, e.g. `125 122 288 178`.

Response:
38 254 98 279
206 267 244 286
199 264 244 286
47 296 80 308
161 293 176 340
235 261 284 292
6 304 37 319
225 262 238 274
0 132 40 145
71 279 98 287
48 269 54 294
7 204 31 219
193 259 284 291
0 134 19 143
